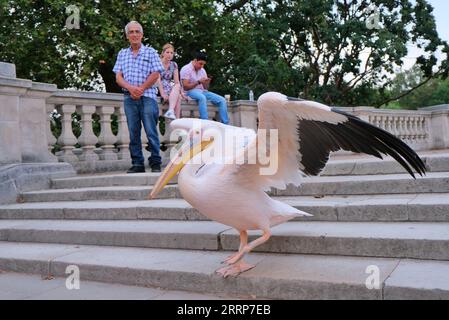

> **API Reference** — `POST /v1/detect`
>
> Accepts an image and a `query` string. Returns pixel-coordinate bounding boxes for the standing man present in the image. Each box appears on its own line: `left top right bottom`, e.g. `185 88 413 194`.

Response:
180 52 229 124
113 21 164 173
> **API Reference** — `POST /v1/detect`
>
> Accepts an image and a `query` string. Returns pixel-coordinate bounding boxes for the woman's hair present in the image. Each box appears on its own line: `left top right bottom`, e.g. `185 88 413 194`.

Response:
160 43 175 58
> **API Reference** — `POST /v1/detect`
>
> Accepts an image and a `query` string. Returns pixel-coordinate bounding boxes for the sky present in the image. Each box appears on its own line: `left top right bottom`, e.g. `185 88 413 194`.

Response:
429 0 449 43
401 0 449 70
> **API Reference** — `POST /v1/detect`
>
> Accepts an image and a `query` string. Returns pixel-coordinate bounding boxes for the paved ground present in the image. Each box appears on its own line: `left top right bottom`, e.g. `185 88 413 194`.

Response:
0 271 239 300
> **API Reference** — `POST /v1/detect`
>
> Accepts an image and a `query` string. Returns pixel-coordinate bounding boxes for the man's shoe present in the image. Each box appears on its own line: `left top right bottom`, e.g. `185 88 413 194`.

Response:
164 110 176 120
151 164 161 173
127 166 145 174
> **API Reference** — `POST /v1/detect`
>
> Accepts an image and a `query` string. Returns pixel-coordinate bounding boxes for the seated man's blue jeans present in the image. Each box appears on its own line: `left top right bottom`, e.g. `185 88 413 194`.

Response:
124 96 161 167
186 89 229 124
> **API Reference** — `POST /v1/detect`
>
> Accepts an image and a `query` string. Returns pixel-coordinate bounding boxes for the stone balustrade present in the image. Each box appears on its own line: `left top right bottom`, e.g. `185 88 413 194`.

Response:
43 90 257 172
338 107 433 151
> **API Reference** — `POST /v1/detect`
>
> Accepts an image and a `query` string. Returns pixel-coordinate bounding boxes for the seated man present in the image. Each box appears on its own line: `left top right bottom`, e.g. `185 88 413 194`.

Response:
180 52 229 124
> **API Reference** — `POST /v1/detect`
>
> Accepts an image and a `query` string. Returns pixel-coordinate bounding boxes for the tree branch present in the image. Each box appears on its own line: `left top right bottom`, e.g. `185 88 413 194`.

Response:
376 71 442 108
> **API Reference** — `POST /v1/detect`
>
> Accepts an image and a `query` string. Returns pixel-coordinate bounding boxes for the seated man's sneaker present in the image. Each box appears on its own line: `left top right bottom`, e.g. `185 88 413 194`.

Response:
164 110 176 120
127 166 145 174
151 164 161 172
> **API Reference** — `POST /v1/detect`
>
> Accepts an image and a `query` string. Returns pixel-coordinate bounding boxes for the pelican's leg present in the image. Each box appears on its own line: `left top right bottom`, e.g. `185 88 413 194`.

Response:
222 230 248 264
225 229 271 265
216 229 271 278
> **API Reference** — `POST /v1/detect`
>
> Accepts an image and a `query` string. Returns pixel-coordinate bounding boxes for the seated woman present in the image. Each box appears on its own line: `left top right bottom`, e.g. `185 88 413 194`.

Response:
157 43 186 120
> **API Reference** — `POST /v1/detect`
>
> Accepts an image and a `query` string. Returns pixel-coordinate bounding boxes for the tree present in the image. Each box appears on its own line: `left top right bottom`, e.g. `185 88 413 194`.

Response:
233 0 449 106
1 0 448 107
0 0 240 91
385 64 449 109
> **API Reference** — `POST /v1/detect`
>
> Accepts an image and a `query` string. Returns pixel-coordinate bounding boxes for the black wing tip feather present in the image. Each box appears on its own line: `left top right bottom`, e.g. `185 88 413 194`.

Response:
296 109 427 178
331 108 427 178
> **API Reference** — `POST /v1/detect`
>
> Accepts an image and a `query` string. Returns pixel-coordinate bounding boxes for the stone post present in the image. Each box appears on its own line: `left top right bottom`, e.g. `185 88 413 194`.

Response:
420 105 449 149
0 62 57 164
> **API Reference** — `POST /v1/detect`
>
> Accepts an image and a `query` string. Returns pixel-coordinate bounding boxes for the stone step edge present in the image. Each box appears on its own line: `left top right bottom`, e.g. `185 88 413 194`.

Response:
1 198 449 222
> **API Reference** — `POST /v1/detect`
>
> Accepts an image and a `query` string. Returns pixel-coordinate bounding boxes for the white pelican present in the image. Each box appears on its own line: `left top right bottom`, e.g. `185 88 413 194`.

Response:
149 92 426 277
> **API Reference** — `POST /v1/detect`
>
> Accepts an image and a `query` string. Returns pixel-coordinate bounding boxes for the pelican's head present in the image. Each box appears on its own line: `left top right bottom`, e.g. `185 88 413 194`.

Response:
149 118 222 199
257 92 288 108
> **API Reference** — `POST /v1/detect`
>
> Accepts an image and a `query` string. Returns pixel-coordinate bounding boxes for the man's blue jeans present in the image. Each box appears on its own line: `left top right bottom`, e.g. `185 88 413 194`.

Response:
124 95 161 167
186 89 229 124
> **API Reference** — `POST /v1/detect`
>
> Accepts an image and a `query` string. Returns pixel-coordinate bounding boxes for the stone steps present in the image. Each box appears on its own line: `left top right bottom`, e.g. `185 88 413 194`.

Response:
2 152 449 299
0 241 448 300
19 172 449 202
0 220 448 260
1 193 449 222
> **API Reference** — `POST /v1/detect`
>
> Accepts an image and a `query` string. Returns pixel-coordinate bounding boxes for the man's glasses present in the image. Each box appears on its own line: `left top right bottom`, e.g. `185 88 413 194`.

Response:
127 30 142 35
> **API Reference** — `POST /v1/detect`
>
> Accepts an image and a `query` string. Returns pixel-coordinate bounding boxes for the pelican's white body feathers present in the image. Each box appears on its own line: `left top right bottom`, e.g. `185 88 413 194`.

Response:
178 162 311 231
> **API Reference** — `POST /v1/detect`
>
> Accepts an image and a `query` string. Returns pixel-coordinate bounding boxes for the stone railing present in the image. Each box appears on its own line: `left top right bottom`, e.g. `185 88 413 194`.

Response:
339 107 433 151
44 90 257 172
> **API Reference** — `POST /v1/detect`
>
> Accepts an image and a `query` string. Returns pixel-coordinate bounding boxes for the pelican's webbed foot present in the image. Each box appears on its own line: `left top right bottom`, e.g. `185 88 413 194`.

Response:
215 260 255 278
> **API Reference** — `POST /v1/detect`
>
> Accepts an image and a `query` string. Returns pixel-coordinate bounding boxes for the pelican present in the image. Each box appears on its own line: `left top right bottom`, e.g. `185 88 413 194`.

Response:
149 92 426 277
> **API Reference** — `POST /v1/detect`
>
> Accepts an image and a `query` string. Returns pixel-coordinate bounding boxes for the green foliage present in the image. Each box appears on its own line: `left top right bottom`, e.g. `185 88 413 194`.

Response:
384 65 449 109
1 0 448 107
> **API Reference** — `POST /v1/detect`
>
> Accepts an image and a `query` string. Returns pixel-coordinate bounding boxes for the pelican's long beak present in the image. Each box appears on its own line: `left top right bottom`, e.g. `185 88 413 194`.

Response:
149 130 213 199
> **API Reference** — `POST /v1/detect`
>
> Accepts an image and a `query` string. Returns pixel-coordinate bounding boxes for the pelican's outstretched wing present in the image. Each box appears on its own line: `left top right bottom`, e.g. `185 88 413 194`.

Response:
230 92 426 191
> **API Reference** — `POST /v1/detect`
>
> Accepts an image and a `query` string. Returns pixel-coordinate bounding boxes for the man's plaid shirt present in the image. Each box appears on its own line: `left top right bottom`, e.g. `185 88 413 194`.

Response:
113 45 164 98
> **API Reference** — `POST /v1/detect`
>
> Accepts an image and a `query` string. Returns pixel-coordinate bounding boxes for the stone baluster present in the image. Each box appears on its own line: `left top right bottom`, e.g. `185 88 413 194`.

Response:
419 116 426 140
379 116 385 130
398 116 406 139
385 116 391 133
371 115 378 127
393 116 400 137
392 116 400 137
76 105 98 161
411 116 418 142
56 104 78 162
403 117 410 143
97 105 118 160
46 103 58 161
114 106 130 160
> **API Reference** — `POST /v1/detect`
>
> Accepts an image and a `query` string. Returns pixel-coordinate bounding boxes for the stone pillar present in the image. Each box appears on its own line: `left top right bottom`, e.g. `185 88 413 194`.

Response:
0 76 25 165
420 105 449 149
0 62 57 165
19 82 58 162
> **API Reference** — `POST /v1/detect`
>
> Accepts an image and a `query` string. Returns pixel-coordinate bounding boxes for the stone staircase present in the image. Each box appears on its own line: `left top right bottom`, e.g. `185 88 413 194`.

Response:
1 151 449 300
